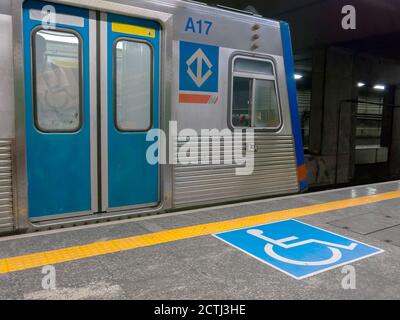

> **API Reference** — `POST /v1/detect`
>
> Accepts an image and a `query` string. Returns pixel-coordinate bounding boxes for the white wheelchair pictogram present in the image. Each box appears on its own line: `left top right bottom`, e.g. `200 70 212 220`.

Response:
186 48 213 88
247 229 358 266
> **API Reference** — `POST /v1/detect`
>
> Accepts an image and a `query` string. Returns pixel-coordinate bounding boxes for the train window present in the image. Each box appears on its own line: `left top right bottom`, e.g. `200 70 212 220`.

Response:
115 40 152 132
231 56 281 129
254 79 280 127
234 58 274 76
232 77 252 127
33 29 82 133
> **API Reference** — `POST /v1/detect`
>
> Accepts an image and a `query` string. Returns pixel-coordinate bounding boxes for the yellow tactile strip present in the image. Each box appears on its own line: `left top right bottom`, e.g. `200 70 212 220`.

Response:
1 190 400 274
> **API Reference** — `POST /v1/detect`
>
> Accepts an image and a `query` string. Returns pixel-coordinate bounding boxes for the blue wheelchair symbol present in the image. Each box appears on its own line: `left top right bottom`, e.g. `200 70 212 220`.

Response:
214 220 383 279
247 228 358 267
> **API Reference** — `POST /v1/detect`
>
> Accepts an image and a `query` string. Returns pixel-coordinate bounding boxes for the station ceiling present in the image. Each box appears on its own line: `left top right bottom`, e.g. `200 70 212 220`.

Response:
204 0 400 57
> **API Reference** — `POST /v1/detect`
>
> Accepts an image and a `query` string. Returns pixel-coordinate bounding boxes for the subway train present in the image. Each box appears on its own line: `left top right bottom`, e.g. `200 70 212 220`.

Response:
0 0 307 235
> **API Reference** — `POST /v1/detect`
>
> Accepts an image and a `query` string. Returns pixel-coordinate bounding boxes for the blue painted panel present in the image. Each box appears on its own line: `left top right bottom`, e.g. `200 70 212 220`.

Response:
23 0 92 218
107 14 160 208
179 41 219 93
215 220 383 280
280 22 308 191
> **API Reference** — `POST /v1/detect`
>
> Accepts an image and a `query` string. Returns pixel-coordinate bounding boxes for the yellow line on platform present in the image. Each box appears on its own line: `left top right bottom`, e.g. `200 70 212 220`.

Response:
1 190 400 274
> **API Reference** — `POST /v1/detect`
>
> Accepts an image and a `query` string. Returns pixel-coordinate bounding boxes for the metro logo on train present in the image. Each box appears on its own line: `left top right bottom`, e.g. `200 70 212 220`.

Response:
179 41 219 104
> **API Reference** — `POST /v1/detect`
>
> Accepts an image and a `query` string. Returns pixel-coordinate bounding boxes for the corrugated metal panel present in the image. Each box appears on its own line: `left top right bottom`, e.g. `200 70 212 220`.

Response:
0 139 14 233
357 95 384 115
356 94 384 146
297 89 311 148
173 134 299 208
297 90 311 114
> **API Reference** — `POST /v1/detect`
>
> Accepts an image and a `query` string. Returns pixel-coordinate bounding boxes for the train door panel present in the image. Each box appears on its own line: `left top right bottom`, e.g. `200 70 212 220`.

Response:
23 0 95 220
23 1 161 220
102 13 161 211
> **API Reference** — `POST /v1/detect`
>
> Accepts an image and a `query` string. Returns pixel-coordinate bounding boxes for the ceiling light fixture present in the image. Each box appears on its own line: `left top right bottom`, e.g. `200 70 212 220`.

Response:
373 85 386 91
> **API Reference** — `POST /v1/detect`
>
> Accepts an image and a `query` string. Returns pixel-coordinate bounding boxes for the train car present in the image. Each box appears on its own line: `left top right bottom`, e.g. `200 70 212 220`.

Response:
0 0 307 235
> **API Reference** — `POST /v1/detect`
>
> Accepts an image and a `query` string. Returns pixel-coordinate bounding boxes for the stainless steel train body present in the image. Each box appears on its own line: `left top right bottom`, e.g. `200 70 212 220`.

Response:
0 0 307 234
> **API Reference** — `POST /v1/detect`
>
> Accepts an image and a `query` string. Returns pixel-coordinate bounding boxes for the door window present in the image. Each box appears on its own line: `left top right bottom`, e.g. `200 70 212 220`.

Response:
33 29 82 132
115 40 152 131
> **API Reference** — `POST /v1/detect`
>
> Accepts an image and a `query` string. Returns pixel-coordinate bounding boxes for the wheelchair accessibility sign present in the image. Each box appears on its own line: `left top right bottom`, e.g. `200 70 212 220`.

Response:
214 220 383 279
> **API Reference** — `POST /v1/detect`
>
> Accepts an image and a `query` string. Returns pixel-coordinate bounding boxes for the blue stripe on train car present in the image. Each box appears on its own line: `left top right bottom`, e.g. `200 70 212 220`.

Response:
280 21 308 192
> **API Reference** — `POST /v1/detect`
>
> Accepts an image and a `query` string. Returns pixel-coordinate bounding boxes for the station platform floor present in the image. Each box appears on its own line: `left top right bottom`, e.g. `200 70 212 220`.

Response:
0 181 400 300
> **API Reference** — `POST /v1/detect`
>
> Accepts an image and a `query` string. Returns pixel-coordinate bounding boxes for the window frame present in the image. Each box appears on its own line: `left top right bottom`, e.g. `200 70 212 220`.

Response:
229 54 282 131
113 37 154 133
31 26 84 134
